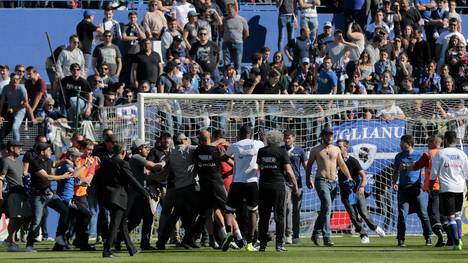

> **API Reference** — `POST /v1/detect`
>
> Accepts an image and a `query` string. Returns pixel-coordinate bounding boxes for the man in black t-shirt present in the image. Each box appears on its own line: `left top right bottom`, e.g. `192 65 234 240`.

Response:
193 130 228 249
25 143 74 252
336 139 386 245
76 10 104 71
256 130 298 252
60 63 92 109
190 28 220 81
132 39 163 89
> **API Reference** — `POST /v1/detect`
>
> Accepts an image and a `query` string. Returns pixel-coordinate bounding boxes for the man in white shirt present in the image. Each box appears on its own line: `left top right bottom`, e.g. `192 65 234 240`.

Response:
436 18 466 72
171 0 196 29
0 65 10 92
224 125 264 251
430 131 468 251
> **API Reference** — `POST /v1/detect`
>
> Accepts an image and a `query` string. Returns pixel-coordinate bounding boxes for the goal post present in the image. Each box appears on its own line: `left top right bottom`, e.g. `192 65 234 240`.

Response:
137 93 468 236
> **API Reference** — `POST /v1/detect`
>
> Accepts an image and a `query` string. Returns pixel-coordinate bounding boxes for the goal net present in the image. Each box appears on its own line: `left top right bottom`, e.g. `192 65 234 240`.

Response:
137 93 468 237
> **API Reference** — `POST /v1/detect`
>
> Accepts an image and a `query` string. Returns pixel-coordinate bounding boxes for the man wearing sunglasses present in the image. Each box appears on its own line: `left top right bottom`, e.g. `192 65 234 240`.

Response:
93 30 122 83
56 35 86 79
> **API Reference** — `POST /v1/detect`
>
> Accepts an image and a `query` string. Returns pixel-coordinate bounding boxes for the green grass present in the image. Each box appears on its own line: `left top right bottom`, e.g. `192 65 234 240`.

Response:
1 236 467 263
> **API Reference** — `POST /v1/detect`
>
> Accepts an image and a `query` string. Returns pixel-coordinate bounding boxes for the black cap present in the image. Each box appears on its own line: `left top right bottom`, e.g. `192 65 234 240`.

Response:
7 140 23 147
320 127 334 136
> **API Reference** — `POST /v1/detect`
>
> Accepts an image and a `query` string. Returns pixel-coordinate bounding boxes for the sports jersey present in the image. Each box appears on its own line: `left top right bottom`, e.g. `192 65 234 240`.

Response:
226 139 264 183
430 147 468 193
193 145 224 187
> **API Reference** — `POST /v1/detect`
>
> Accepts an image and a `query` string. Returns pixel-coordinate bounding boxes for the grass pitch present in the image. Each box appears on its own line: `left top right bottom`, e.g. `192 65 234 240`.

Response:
0 236 466 263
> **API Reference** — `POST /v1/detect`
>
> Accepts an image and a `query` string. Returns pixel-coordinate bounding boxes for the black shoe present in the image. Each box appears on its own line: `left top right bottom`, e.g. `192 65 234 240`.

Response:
311 235 321 246
446 238 454 247
259 246 266 252
80 244 97 251
141 245 157 251
103 250 116 258
398 239 406 247
425 237 433 246
181 241 200 249
323 237 334 247
221 234 234 252
235 238 246 249
156 241 166 250
276 246 287 252
114 243 122 252
52 243 65 251
129 247 139 256
435 238 445 247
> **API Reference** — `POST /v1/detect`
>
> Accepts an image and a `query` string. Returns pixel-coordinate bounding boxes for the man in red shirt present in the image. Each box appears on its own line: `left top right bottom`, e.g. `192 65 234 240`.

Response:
409 135 446 247
25 66 47 114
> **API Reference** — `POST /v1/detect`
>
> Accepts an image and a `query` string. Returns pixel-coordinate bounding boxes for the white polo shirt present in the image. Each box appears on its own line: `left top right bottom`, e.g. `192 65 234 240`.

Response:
430 146 468 193
226 139 264 183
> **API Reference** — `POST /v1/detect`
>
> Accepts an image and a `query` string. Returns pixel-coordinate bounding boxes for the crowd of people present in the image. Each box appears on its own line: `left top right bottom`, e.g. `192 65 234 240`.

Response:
0 125 466 256
0 0 467 257
0 0 467 146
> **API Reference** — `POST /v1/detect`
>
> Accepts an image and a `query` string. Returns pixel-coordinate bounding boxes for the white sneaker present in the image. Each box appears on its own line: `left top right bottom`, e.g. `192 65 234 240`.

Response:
361 236 370 244
55 235 66 246
285 236 293 244
375 226 386 237
8 243 22 252
25 246 37 252
229 241 239 249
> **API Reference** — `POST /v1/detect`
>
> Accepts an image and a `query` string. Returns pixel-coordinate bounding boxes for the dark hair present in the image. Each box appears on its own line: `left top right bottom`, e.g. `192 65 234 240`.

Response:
212 129 224 139
283 130 295 137
70 63 81 71
112 143 126 155
80 139 94 149
336 139 349 146
128 11 138 18
239 125 252 139
26 66 37 73
251 52 262 64
160 131 172 139
444 131 458 145
35 135 47 143
102 128 113 137
400 134 414 147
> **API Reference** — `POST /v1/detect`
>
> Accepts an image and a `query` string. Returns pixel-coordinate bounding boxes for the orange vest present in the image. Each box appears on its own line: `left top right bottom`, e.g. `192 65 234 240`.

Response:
74 156 95 197
422 148 440 191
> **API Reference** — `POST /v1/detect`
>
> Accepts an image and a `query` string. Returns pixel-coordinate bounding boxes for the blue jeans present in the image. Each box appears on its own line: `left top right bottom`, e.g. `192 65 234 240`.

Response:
84 53 92 74
87 190 99 236
223 42 243 74
313 179 338 238
0 108 26 142
397 186 432 241
27 193 69 247
278 14 295 51
301 16 318 44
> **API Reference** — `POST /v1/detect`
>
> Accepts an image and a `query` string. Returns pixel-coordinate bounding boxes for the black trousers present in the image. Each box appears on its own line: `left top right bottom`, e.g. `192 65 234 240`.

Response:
428 190 444 227
104 204 136 255
73 196 92 247
118 192 154 248
341 193 377 237
159 185 201 244
258 183 285 247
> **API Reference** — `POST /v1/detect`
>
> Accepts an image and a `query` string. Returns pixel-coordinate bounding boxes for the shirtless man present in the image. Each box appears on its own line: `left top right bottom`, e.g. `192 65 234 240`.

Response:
305 127 352 246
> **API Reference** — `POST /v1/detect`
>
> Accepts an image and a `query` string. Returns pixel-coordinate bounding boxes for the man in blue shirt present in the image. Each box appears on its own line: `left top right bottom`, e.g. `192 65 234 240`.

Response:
282 130 307 244
317 57 337 94
392 135 432 247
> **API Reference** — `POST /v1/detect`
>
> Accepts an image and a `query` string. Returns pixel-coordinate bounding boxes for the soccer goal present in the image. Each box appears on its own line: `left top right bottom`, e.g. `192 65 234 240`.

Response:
137 93 468 236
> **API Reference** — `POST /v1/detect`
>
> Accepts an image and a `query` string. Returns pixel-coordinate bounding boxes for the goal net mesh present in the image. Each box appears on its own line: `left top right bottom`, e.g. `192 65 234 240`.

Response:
138 95 468 237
